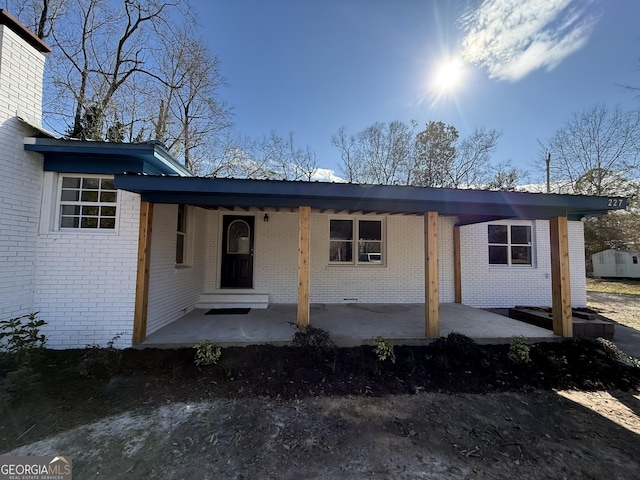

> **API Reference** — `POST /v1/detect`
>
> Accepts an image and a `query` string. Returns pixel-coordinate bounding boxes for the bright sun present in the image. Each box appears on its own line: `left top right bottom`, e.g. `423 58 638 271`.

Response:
432 57 465 93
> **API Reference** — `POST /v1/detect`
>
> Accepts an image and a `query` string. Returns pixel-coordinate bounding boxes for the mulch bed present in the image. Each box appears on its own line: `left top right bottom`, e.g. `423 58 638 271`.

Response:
1 334 639 452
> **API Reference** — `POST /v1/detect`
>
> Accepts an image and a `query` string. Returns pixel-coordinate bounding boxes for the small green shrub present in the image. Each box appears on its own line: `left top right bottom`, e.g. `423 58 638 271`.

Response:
0 312 47 355
291 325 335 349
325 356 338 374
220 359 234 379
373 336 396 363
194 340 222 366
429 332 480 366
78 332 124 378
0 313 47 368
403 348 416 374
508 336 531 366
546 352 569 371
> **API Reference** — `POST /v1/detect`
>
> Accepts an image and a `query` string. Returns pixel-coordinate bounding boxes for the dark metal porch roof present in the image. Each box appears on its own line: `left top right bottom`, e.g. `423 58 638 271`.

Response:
114 174 628 222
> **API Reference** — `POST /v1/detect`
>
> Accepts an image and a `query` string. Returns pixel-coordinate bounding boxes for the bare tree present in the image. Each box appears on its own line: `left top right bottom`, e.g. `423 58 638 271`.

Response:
208 131 318 180
539 103 640 195
19 0 195 141
485 161 528 191
5 0 66 39
332 121 416 184
539 103 640 262
155 29 232 173
13 0 238 173
334 120 501 188
263 132 318 181
332 127 363 183
448 128 500 188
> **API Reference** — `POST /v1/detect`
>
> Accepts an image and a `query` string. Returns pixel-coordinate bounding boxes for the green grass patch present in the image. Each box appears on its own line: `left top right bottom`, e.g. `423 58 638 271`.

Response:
586 278 640 296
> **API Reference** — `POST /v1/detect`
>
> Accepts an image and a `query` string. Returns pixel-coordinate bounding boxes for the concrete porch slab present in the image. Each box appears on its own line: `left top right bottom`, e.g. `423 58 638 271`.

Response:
141 303 560 348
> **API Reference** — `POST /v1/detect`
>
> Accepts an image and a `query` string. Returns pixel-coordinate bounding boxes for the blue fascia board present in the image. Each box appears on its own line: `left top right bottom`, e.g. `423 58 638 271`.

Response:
43 157 139 175
114 174 628 220
24 138 192 176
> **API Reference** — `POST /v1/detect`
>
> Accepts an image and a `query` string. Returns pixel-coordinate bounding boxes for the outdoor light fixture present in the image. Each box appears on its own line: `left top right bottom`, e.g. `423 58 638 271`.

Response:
264 213 269 222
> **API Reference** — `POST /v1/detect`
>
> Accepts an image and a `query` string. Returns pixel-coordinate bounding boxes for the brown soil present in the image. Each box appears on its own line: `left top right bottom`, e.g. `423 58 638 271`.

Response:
2 336 640 479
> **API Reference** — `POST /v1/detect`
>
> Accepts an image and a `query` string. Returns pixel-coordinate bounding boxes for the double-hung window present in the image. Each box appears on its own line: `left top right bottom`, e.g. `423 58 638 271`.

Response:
330 218 383 264
488 224 532 266
59 176 117 230
176 204 188 265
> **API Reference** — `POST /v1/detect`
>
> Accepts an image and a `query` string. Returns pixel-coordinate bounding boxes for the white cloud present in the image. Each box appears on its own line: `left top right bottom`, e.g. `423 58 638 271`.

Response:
460 0 600 81
311 168 346 183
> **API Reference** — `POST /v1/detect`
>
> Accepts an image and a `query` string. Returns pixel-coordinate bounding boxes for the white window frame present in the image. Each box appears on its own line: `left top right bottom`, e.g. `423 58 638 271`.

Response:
55 174 119 233
175 204 193 267
487 223 533 267
329 217 385 266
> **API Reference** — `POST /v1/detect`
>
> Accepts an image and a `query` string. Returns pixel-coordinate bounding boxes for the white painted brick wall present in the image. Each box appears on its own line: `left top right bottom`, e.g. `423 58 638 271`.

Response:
459 219 587 308
33 181 140 348
251 212 455 303
0 26 46 121
0 24 47 320
146 204 208 335
568 221 587 306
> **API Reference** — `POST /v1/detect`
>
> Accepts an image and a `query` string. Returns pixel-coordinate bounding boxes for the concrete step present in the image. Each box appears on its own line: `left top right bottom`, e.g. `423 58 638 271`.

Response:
196 292 269 309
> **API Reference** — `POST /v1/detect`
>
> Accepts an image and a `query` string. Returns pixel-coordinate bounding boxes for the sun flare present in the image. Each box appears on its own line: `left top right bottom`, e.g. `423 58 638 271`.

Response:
432 57 465 93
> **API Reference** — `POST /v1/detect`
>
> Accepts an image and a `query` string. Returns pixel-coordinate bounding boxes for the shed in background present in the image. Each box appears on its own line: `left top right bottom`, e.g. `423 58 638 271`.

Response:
592 249 640 279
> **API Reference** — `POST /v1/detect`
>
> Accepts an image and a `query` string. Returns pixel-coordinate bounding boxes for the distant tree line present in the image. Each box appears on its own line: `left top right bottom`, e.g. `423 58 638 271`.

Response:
537 103 640 265
332 120 526 190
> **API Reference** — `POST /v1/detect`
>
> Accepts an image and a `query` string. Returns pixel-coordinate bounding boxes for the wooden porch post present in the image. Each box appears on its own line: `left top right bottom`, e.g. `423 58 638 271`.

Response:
453 225 462 304
133 201 153 345
297 206 311 330
424 212 439 338
549 216 573 337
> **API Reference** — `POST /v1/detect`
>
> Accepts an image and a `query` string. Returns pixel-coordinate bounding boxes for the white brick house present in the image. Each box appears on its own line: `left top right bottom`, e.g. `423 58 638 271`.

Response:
0 11 629 348
0 11 50 322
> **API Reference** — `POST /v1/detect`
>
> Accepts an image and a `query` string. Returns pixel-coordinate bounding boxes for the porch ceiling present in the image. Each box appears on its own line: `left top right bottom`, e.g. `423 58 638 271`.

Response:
114 174 627 222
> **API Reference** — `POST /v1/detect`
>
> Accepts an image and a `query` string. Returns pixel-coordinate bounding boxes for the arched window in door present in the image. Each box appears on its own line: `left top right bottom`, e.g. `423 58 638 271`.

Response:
227 219 251 254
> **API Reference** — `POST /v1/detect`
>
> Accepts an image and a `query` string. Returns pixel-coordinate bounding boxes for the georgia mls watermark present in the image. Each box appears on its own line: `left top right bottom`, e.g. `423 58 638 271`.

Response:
0 456 72 480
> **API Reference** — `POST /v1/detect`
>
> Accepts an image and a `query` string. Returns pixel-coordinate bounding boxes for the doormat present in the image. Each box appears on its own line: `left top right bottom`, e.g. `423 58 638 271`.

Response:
205 308 251 315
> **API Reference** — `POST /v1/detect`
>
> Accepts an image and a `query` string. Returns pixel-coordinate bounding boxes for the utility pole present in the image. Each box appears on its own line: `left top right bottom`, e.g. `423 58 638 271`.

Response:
546 153 551 193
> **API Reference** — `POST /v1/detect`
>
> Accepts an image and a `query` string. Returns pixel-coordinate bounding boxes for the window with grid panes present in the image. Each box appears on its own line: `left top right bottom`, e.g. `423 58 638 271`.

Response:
59 176 117 230
487 224 532 266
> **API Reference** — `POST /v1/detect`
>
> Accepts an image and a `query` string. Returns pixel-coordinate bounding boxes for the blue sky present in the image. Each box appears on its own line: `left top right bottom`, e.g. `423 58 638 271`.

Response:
193 0 640 182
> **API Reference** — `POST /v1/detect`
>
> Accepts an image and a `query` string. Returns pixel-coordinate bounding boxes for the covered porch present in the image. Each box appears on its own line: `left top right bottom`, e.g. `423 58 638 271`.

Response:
112 174 628 347
141 303 560 348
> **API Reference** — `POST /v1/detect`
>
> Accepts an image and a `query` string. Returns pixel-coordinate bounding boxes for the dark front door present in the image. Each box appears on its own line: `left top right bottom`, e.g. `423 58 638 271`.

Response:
221 215 254 288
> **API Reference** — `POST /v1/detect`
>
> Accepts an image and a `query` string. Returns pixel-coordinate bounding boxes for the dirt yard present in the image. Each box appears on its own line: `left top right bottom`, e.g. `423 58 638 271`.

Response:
588 291 640 331
2 291 640 479
5 391 640 479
